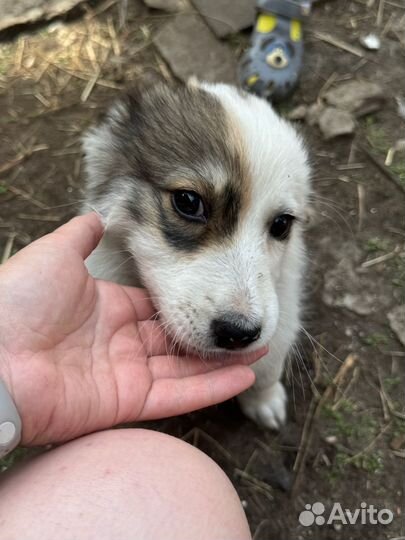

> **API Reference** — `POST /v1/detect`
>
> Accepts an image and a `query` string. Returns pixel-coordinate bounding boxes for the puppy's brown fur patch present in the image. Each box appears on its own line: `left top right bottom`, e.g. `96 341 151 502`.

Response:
89 81 252 252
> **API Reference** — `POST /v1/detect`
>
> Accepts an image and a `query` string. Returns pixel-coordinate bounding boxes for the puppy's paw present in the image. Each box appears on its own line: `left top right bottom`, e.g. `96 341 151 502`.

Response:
238 381 287 430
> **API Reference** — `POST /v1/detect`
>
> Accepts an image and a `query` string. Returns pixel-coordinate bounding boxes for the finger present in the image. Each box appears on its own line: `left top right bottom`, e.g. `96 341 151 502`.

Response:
122 287 158 321
148 354 231 379
148 345 269 379
50 213 104 259
139 365 256 420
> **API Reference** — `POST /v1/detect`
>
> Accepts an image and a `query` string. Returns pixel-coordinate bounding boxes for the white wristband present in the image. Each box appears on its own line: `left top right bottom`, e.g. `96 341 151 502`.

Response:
0 379 22 458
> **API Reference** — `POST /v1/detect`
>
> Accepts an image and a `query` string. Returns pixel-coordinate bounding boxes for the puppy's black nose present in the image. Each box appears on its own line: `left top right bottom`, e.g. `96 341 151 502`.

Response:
212 314 261 350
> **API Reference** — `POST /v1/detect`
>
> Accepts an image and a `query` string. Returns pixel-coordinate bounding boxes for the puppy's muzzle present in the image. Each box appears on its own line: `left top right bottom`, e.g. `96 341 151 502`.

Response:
211 313 261 350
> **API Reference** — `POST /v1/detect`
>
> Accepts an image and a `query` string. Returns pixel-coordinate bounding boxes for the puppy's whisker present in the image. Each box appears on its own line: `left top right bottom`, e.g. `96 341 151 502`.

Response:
106 255 135 275
309 198 354 236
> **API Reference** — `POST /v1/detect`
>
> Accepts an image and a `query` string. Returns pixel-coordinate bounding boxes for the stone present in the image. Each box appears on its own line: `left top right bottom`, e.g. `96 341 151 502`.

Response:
390 433 405 451
154 13 237 84
387 305 405 346
322 244 391 316
0 0 84 31
287 104 307 121
191 0 256 38
359 33 381 51
324 80 385 117
305 102 325 126
318 107 356 140
143 0 188 12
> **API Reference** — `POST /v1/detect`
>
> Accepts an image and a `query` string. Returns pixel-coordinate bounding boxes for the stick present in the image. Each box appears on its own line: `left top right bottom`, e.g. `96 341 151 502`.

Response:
359 144 405 195
312 31 365 57
291 354 359 496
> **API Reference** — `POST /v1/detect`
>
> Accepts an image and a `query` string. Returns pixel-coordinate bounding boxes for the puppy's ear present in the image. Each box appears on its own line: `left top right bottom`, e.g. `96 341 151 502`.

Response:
123 71 182 119
126 70 182 101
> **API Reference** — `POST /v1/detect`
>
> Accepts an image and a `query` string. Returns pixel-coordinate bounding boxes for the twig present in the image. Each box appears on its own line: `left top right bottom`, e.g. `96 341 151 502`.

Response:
359 144 405 195
243 449 259 474
6 186 49 210
357 183 365 232
380 387 390 423
318 71 338 99
291 354 358 496
347 422 392 464
234 469 274 500
322 354 359 404
253 519 271 540
0 145 48 175
182 428 239 466
332 366 360 411
376 0 385 27
361 246 401 268
1 233 16 264
385 140 405 166
107 16 121 56
336 163 365 170
312 31 365 57
16 213 62 222
81 70 100 103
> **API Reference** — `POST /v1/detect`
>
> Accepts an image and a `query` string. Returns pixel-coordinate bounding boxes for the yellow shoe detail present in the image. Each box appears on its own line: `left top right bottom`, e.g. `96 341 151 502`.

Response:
290 19 302 42
256 13 277 34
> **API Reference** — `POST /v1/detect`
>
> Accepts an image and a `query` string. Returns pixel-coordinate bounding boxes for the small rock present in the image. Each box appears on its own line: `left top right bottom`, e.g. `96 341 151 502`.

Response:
387 305 405 346
287 104 308 121
306 102 325 126
318 107 356 140
390 433 405 451
154 13 237 84
324 80 385 117
335 292 376 315
322 244 391 315
325 435 338 445
397 97 405 121
262 461 293 492
0 0 85 31
268 466 293 492
359 33 381 51
191 0 255 38
144 0 188 11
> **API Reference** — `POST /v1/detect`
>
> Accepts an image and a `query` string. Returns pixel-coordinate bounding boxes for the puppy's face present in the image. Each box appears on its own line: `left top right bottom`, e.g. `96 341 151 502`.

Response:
84 81 310 353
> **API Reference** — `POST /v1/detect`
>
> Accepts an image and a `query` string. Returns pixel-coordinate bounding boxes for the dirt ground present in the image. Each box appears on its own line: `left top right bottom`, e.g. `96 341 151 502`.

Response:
0 1 404 538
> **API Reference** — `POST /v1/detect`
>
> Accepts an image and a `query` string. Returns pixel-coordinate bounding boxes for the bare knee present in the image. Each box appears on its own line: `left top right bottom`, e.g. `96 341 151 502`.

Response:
0 429 251 540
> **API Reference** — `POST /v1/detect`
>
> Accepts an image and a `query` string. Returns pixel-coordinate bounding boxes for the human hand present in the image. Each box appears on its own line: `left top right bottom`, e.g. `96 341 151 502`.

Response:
0 214 266 446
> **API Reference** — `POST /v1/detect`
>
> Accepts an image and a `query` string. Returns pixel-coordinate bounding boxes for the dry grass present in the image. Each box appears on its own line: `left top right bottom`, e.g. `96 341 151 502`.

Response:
0 0 167 126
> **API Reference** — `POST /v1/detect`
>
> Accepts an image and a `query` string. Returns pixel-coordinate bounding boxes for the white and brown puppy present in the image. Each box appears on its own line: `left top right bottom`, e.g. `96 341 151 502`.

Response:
82 79 311 429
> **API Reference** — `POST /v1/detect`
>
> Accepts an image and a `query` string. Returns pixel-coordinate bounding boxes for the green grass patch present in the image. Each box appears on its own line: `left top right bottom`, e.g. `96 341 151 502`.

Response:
361 333 389 347
0 447 31 473
363 117 405 187
322 399 384 481
364 236 391 254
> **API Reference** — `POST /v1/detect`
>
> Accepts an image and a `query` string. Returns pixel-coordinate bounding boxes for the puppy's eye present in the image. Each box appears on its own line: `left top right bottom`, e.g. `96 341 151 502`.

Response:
270 214 295 240
172 190 207 223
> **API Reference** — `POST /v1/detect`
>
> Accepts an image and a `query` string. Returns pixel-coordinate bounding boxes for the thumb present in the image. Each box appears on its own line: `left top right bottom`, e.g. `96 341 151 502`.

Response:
49 213 104 259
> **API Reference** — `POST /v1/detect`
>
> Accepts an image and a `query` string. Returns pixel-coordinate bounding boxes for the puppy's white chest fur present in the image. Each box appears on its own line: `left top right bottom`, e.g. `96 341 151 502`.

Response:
83 80 310 428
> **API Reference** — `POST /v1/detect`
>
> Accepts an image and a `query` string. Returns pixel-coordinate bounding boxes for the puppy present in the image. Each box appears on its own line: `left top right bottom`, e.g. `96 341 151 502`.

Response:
82 79 310 429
